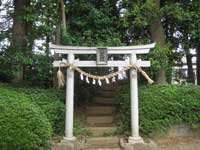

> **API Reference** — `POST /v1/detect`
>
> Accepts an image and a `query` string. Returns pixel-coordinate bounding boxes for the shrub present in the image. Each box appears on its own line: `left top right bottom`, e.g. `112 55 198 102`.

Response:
0 86 52 150
14 86 65 134
24 54 53 87
0 83 87 139
117 84 200 136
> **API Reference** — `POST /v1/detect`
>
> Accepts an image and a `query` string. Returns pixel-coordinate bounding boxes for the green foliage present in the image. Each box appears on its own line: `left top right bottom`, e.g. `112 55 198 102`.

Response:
0 83 65 135
117 84 200 137
0 47 32 82
15 86 65 134
0 0 58 84
121 0 159 44
0 83 87 140
123 0 158 28
147 44 173 81
149 44 172 71
65 0 122 46
73 119 91 137
73 119 82 136
0 85 52 150
24 54 53 87
1 0 200 85
0 47 53 86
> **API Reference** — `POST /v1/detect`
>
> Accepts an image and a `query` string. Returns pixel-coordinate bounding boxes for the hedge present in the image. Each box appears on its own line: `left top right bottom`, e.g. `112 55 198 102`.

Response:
16 87 65 134
0 86 52 150
0 83 85 137
117 84 200 136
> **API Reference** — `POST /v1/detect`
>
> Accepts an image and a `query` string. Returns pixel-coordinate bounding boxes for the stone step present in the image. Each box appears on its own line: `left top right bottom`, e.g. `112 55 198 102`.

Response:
86 137 120 149
87 115 114 125
88 126 116 136
88 123 115 127
93 97 117 105
88 149 121 150
88 148 121 150
98 91 116 97
101 82 120 89
101 84 119 91
86 106 116 115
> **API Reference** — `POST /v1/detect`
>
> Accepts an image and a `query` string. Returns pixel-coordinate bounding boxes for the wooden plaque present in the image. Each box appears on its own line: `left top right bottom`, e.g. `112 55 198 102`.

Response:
97 47 108 65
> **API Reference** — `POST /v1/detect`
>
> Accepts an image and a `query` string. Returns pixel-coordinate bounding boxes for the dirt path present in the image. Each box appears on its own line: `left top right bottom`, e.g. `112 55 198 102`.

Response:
156 137 200 150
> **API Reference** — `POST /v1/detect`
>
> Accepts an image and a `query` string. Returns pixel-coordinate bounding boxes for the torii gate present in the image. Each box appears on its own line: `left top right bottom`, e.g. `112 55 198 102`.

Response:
51 43 155 143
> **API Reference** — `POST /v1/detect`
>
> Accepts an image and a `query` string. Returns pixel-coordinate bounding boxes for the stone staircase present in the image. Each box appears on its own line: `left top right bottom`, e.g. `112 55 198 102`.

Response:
85 83 121 149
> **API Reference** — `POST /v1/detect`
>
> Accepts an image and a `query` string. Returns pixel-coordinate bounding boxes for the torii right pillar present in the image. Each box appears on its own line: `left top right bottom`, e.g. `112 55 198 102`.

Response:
129 53 144 144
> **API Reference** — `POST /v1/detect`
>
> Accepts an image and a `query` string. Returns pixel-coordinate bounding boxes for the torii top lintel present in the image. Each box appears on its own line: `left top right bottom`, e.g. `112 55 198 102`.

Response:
50 43 156 55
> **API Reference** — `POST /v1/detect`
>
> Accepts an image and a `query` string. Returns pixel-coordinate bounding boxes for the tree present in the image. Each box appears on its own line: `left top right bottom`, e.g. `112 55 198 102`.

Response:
196 44 200 85
10 0 32 82
0 0 58 85
177 1 195 83
1 0 200 86
164 0 198 84
52 0 66 86
149 0 167 83
63 0 121 46
120 0 171 83
191 0 200 85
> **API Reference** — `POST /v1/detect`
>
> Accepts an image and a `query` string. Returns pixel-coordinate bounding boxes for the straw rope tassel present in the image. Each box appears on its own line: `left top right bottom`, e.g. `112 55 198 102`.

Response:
57 68 65 87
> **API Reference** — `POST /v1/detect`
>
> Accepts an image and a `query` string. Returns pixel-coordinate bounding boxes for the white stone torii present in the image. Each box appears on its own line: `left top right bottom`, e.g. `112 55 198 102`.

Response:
51 43 155 143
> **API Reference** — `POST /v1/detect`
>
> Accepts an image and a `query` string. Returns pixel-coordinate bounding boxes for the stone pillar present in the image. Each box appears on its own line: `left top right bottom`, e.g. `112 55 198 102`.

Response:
64 53 76 141
129 53 143 144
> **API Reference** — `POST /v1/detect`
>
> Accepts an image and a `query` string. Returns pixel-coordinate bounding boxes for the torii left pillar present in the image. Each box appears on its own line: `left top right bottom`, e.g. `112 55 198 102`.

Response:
64 53 76 141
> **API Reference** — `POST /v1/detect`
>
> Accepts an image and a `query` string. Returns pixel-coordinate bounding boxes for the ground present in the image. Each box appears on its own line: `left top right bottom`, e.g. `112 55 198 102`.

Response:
156 137 200 150
53 136 200 150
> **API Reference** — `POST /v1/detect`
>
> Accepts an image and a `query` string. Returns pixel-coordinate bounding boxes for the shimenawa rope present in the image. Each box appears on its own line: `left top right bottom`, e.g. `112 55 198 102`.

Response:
57 62 154 87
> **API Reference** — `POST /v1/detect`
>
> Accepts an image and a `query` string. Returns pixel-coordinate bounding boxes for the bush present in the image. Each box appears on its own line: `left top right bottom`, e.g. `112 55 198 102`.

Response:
24 54 53 87
0 86 52 150
10 85 65 134
117 84 200 136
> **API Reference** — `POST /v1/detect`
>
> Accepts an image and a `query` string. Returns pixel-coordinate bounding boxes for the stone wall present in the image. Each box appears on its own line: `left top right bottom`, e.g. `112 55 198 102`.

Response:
167 124 200 138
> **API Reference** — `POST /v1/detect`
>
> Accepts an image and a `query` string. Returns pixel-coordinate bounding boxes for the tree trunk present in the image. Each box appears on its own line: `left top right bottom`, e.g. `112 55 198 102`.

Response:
61 0 67 33
12 0 27 46
155 69 167 84
55 0 67 44
12 0 32 82
12 0 27 82
150 0 167 84
53 0 66 87
196 43 200 85
183 34 195 84
186 52 195 83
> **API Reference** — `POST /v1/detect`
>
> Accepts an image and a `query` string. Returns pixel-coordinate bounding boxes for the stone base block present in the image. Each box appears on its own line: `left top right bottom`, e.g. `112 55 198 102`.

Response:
52 142 74 150
52 139 86 150
120 138 157 150
128 136 144 144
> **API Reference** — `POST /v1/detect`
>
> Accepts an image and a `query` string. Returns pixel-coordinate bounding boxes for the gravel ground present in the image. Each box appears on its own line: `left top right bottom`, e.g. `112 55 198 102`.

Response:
156 137 200 150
